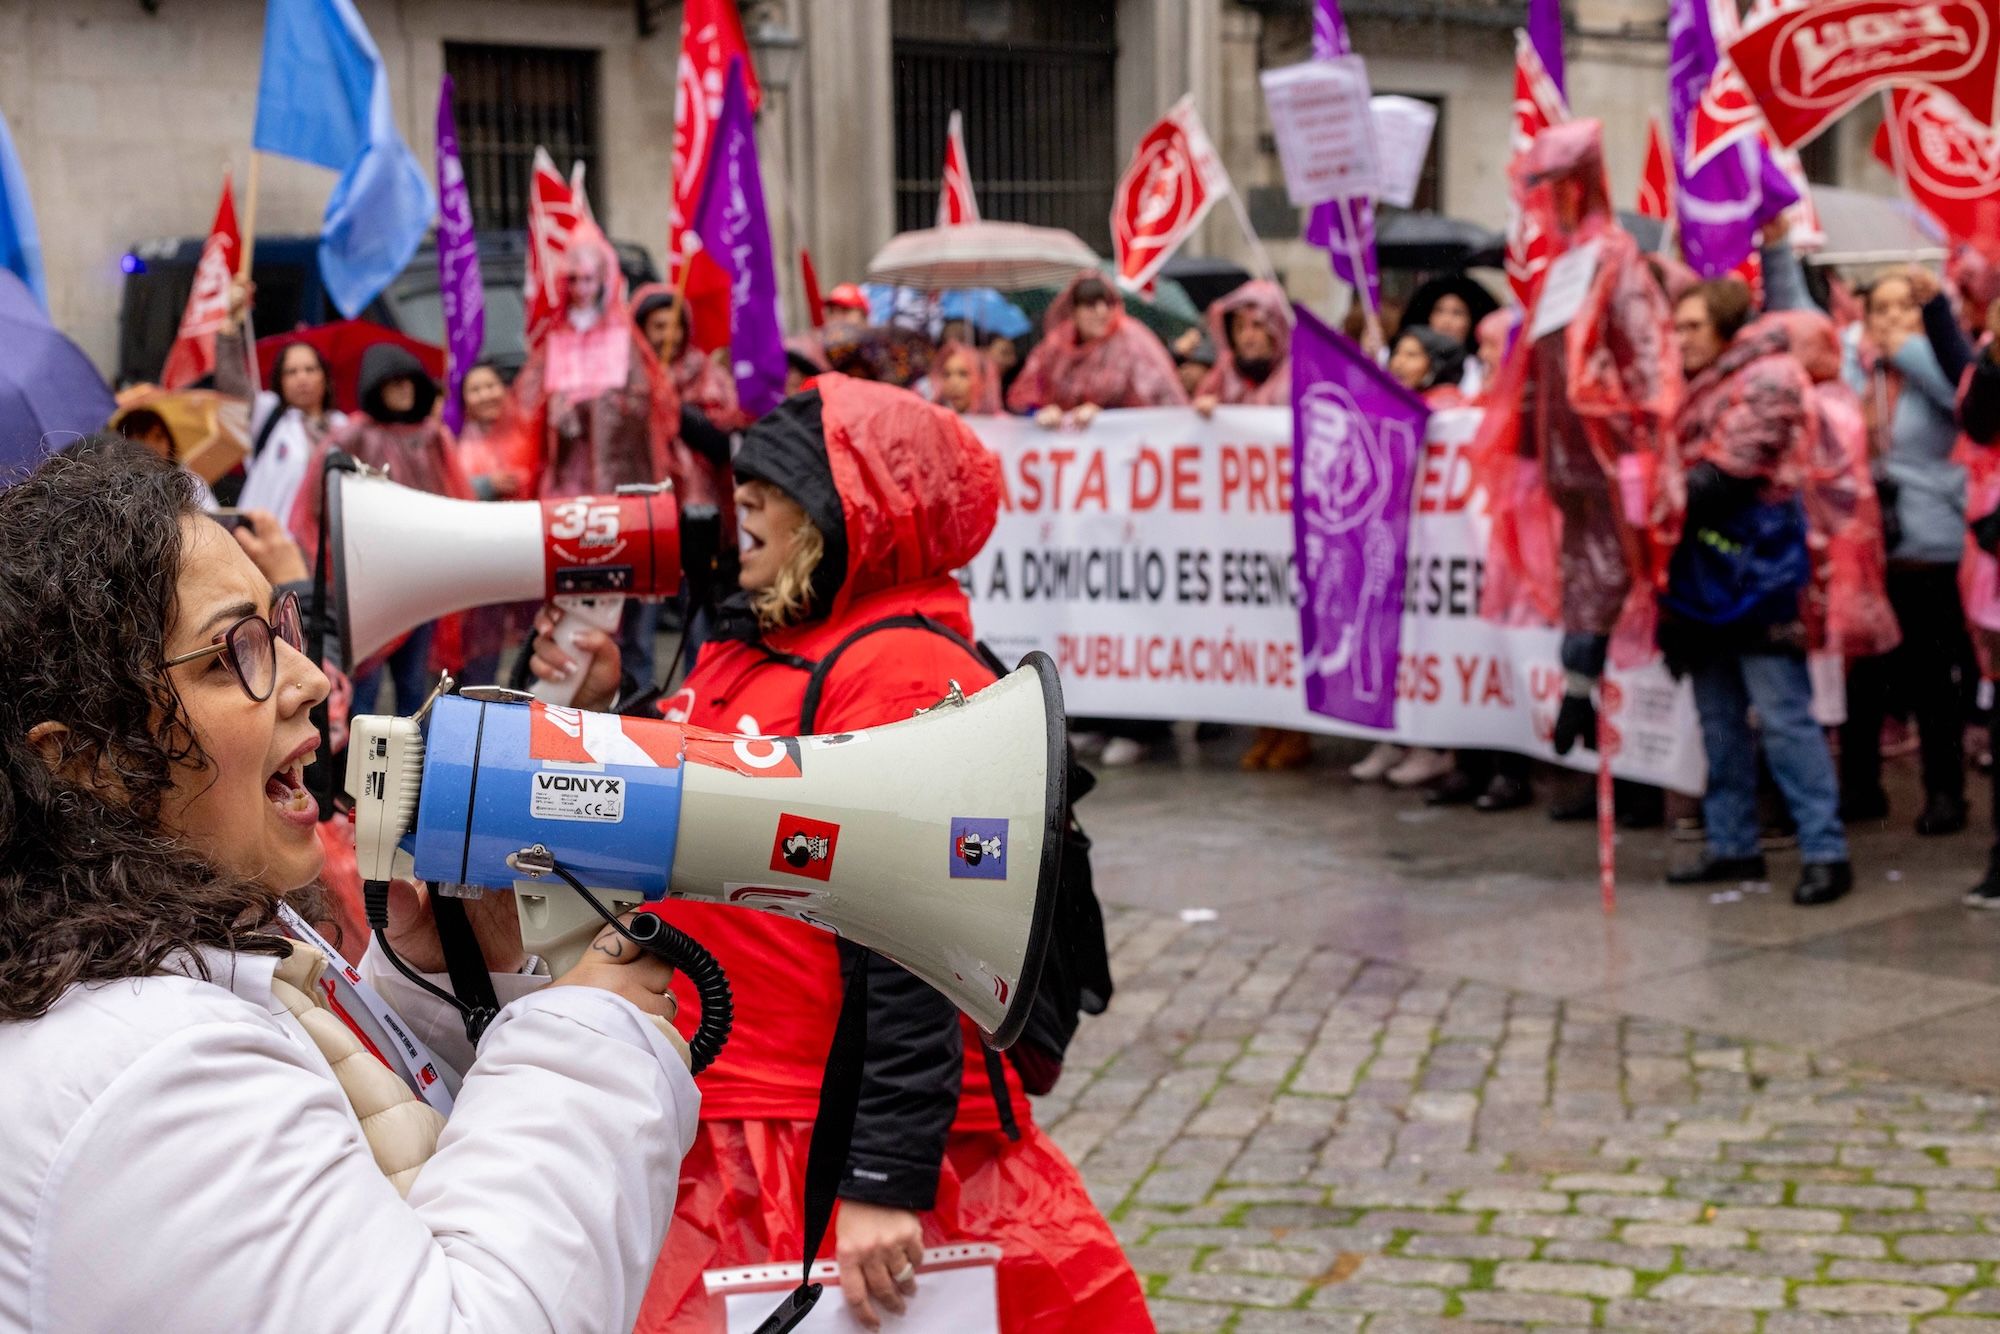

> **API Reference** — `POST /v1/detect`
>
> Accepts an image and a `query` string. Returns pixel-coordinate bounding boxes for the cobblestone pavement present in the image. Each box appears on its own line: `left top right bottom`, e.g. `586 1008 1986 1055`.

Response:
1036 906 2000 1333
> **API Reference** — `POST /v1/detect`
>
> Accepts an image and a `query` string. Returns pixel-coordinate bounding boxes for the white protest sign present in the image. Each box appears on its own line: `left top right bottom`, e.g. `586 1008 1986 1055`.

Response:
961 407 1706 793
1370 95 1438 209
1528 238 1604 341
1260 56 1381 206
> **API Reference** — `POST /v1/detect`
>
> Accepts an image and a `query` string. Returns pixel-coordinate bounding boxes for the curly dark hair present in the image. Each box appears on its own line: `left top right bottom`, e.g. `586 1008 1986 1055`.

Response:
0 437 292 1020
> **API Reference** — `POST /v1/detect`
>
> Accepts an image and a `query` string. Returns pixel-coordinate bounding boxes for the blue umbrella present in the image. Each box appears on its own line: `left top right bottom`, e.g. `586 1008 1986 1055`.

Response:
862 283 1033 340
0 270 114 473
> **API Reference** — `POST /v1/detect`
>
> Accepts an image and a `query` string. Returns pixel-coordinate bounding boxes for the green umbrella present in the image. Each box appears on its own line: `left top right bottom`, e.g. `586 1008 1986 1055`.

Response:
1012 259 1204 346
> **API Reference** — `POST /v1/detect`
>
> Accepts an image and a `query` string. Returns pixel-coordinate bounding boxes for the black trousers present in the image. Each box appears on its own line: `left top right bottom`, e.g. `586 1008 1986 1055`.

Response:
1842 563 1970 803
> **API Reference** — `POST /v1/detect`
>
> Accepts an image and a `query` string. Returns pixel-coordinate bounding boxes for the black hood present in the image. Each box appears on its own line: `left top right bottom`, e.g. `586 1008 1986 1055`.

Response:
731 390 849 615
1402 326 1467 390
358 343 438 425
1398 274 1500 347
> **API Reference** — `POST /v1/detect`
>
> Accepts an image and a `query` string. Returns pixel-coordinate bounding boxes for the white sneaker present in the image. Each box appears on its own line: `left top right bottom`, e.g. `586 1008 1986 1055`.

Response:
1068 731 1107 757
1387 748 1454 788
1099 736 1148 767
1349 742 1406 782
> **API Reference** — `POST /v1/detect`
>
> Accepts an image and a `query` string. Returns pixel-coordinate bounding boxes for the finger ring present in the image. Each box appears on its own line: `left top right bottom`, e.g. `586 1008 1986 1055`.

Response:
892 1262 916 1285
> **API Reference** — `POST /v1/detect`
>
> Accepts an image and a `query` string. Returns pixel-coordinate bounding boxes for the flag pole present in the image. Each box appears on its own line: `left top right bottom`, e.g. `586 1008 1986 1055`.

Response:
238 151 261 283
1223 186 1278 282
1877 91 1930 262
1337 196 1383 350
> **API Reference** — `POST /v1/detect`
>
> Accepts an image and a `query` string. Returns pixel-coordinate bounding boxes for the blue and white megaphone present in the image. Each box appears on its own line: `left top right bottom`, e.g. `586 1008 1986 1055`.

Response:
347 661 1065 1069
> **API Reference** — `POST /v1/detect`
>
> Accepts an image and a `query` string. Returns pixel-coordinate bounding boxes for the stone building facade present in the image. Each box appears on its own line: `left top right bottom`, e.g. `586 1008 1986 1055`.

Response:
1 0 1895 374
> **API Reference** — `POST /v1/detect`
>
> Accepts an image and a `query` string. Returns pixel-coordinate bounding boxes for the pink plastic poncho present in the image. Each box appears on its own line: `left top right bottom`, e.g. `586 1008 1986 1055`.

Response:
1196 279 1294 406
1473 120 1681 665
514 222 701 503
1005 271 1188 412
929 339 1005 415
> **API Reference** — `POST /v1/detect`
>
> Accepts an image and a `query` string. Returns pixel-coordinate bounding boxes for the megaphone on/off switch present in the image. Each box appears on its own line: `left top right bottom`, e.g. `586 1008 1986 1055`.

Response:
325 466 720 706
347 655 1066 1052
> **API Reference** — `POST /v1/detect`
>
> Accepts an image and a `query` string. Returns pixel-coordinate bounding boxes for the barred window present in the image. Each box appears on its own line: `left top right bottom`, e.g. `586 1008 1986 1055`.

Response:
445 43 603 231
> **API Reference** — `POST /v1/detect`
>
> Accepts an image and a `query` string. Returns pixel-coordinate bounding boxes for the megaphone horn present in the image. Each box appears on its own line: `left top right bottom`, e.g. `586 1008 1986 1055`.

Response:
324 464 719 705
347 655 1065 1057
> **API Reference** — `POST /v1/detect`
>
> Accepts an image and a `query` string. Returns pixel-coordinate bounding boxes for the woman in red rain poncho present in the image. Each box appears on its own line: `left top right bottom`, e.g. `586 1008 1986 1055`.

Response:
1193 279 1294 411
929 339 1005 415
513 222 711 506
634 282 747 430
1472 119 1681 756
1006 271 1188 425
529 376 1152 1334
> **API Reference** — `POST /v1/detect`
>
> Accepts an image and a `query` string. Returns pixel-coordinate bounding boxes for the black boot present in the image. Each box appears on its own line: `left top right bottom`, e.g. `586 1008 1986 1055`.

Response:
1966 851 2000 909
1667 853 1769 886
1794 861 1853 906
1916 792 1969 837
1475 773 1534 812
1426 768 1482 806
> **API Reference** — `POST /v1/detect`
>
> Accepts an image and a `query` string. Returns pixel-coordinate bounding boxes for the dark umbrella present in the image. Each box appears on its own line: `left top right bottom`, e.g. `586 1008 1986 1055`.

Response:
0 270 116 473
1375 210 1507 271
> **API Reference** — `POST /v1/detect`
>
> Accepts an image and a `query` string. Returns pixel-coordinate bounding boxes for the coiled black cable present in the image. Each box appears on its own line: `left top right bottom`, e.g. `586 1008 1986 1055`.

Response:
545 860 734 1075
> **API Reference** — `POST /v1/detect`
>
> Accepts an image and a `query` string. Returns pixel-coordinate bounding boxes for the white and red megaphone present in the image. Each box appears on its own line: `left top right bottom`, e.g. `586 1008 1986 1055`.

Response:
325 466 722 705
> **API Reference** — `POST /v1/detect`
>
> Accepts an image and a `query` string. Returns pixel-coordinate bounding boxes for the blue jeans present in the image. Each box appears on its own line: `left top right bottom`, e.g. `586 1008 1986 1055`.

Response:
1691 650 1848 864
351 621 437 717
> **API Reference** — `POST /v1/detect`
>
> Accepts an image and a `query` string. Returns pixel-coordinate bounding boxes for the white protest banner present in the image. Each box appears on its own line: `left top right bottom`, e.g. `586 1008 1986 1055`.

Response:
1370 95 1439 210
963 406 1705 793
1260 56 1381 207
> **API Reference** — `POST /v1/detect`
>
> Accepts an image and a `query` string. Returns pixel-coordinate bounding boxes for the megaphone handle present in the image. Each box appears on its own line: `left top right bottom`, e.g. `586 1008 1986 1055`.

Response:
531 594 629 707
537 856 734 1075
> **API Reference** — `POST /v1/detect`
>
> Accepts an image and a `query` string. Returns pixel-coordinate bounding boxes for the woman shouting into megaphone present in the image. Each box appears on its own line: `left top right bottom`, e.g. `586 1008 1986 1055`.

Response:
0 438 699 1334
530 376 1152 1334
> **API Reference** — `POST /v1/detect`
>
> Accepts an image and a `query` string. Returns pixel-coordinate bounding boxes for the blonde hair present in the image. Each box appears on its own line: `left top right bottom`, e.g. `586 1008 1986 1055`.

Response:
743 479 827 630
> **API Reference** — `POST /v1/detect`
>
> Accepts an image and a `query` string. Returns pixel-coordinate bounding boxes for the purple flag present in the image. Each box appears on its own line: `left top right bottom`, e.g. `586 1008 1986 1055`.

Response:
1528 0 1566 102
1291 306 1429 729
693 58 786 419
434 75 483 434
1667 0 1797 278
1306 0 1380 314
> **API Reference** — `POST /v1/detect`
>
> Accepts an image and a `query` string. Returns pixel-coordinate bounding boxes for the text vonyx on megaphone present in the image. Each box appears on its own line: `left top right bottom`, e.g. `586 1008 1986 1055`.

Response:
346 654 1066 1068
324 464 725 706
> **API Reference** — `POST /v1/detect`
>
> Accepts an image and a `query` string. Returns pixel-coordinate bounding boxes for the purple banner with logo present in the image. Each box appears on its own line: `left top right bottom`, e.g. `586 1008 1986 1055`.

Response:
1667 0 1797 277
1305 0 1381 313
435 75 483 434
693 57 787 419
1291 305 1429 728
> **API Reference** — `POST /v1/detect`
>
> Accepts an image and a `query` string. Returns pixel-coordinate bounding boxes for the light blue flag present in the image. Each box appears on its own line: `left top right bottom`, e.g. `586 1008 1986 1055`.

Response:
253 0 436 317
0 109 46 310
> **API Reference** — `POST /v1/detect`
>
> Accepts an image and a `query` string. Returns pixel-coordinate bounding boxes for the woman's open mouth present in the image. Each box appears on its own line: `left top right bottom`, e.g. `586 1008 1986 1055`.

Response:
266 758 319 827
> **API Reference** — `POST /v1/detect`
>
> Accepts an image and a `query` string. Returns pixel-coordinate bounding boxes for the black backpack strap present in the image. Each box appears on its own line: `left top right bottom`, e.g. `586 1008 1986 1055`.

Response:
797 613 982 732
754 944 871 1333
980 1042 1021 1142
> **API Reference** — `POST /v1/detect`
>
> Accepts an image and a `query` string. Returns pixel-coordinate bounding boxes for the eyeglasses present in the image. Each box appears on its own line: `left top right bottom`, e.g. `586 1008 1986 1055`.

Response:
164 590 306 702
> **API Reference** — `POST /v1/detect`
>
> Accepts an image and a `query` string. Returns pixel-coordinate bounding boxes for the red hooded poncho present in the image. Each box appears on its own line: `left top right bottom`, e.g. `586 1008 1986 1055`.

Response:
1473 120 1681 658
513 224 708 504
1005 271 1189 412
1196 279 1294 406
636 376 1147 1334
929 339 1005 415
633 280 746 429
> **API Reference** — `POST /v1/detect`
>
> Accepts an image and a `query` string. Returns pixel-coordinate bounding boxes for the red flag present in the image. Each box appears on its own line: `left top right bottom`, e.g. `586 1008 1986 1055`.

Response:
938 109 981 227
1112 96 1232 292
1505 30 1569 306
800 248 825 328
670 0 760 349
1638 116 1674 219
161 176 242 390
1874 87 2000 242
525 150 590 348
1727 0 2000 152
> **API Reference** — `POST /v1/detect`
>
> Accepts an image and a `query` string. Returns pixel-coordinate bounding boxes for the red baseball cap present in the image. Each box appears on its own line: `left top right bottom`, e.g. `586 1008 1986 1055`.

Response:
826 283 870 312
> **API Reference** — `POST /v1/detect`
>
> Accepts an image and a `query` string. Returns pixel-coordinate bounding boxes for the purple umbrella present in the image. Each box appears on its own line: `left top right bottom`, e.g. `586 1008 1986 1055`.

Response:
0 269 115 473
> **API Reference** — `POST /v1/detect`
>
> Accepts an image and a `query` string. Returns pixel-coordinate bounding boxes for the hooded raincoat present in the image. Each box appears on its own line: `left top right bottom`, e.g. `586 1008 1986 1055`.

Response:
634 376 1149 1334
514 225 708 505
1196 280 1294 406
1005 272 1188 413
1474 120 1681 666
634 281 745 429
929 339 1006 415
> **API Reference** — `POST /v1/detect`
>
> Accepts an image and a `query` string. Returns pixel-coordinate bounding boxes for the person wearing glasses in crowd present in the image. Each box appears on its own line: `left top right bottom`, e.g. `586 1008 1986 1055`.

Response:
0 437 700 1334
